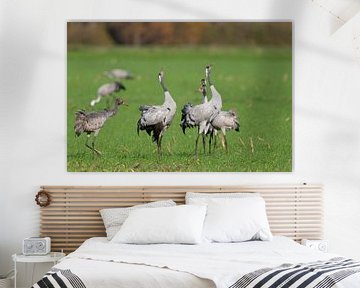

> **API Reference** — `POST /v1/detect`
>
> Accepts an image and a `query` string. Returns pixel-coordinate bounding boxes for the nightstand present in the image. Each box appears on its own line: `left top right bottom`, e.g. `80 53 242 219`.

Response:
301 239 328 252
12 252 65 288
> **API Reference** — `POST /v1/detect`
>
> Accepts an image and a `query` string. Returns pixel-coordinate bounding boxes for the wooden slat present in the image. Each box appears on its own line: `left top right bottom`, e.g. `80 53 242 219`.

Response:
39 184 323 253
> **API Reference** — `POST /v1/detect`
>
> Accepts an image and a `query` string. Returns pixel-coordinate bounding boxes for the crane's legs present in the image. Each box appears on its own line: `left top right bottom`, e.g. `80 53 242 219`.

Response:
85 134 102 156
195 126 206 156
194 133 200 157
209 133 212 154
202 134 206 154
223 134 228 153
210 129 229 153
209 131 215 153
92 135 102 155
220 128 228 153
157 135 163 157
209 131 218 153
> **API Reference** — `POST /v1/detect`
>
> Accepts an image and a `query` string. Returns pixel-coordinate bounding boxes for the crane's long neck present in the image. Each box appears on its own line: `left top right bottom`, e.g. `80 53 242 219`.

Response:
106 103 120 118
159 74 175 108
207 72 212 87
160 78 168 92
164 91 176 107
209 86 222 110
202 88 208 103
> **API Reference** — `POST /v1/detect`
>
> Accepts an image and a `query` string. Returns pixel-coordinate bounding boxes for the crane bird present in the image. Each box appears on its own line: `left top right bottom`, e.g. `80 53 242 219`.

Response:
104 69 133 80
182 79 210 154
75 98 126 155
90 82 126 107
209 110 240 152
205 65 240 152
203 65 239 152
137 71 177 156
180 65 222 156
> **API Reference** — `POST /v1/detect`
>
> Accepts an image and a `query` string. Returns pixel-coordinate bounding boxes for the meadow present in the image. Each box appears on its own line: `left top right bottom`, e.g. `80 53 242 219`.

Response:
67 46 292 172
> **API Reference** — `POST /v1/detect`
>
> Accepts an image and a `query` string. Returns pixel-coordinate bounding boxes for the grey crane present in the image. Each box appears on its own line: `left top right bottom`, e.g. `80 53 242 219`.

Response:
209 110 240 153
205 65 239 152
104 69 133 80
205 65 240 152
180 65 222 156
188 79 210 153
137 71 177 156
90 82 126 107
75 98 126 155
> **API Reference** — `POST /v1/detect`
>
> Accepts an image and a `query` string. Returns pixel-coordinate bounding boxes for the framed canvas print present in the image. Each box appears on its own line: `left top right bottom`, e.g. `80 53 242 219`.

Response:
67 22 292 172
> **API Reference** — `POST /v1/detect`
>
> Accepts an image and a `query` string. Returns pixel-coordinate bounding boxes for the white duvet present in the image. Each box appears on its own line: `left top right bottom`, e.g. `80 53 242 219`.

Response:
54 237 360 288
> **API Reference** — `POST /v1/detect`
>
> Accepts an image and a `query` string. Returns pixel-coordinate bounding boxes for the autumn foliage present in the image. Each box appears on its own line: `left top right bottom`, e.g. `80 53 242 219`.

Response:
67 22 291 47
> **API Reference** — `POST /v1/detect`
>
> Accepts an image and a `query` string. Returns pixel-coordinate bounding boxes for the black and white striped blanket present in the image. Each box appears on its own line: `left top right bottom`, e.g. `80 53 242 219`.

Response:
32 268 86 288
229 257 360 288
32 258 360 288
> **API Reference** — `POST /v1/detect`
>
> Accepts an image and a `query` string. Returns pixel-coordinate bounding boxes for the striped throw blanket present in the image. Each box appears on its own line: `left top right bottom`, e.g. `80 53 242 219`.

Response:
32 268 86 288
32 258 360 288
229 258 360 288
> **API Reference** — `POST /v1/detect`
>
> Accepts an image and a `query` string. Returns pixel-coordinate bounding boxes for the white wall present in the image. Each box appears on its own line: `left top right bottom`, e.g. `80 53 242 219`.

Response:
1 0 360 286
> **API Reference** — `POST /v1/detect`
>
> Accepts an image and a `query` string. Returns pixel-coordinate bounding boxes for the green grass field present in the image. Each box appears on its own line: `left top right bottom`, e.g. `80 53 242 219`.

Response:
67 46 292 172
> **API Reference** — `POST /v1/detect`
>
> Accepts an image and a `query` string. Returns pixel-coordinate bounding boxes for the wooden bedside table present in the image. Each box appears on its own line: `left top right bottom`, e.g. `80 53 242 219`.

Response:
12 252 65 288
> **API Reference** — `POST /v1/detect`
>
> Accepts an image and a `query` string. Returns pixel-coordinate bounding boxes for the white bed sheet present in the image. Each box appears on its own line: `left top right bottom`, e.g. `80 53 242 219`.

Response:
56 258 214 288
54 236 360 288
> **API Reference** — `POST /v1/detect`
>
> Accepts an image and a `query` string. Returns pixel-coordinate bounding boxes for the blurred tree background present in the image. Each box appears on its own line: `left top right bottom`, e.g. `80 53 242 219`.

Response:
67 22 292 47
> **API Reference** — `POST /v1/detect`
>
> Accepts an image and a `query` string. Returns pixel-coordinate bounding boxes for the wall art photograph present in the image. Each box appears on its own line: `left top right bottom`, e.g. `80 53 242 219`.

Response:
67 22 292 172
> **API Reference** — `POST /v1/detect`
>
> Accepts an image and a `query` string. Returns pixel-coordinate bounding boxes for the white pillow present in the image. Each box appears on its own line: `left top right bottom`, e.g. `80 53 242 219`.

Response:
100 200 176 240
202 197 272 243
186 192 259 204
111 205 207 244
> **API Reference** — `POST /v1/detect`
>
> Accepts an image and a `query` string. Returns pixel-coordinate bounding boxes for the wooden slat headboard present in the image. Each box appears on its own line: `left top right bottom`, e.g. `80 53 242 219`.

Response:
39 184 323 253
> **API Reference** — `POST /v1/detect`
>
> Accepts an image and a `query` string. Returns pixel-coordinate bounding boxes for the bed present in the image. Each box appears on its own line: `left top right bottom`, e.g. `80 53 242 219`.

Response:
33 236 360 288
33 185 360 288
